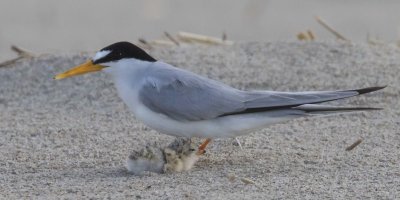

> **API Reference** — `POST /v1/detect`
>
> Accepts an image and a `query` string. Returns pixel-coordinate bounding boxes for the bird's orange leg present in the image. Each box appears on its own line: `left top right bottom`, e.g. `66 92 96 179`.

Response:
196 138 212 155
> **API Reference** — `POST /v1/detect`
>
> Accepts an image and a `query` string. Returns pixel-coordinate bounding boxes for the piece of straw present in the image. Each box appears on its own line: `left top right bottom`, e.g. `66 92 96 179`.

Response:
177 31 234 45
345 139 363 151
315 16 349 41
0 45 35 68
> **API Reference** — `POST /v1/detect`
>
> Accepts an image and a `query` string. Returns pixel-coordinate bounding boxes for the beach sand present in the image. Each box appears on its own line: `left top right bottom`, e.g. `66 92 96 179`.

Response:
0 42 399 199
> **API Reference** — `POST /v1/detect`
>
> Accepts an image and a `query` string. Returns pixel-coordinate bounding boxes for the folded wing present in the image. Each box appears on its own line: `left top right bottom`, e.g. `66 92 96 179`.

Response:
139 66 384 121
139 67 245 121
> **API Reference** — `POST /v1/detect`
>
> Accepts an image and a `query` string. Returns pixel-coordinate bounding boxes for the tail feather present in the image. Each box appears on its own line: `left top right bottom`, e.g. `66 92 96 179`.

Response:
222 86 386 117
348 86 387 95
294 104 382 115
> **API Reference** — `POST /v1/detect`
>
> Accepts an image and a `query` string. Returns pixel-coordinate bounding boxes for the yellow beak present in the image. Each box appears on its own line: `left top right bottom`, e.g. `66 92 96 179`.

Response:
54 60 106 80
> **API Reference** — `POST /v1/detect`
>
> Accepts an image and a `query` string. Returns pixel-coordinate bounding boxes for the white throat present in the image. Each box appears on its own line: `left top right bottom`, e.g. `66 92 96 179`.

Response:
102 58 155 114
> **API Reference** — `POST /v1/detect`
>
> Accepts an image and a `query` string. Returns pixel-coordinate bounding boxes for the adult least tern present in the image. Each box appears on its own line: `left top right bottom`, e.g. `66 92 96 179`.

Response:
55 41 384 154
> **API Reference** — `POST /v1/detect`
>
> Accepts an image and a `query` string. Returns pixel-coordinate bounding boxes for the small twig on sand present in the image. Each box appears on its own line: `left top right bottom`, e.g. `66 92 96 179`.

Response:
0 45 36 68
307 30 315 40
227 173 261 188
367 33 385 46
345 139 363 151
227 173 236 182
222 31 227 41
11 45 35 58
315 16 349 41
240 177 256 185
297 32 307 41
164 31 180 46
234 137 243 149
297 30 316 41
177 31 234 45
0 57 24 68
138 38 152 49
149 40 175 46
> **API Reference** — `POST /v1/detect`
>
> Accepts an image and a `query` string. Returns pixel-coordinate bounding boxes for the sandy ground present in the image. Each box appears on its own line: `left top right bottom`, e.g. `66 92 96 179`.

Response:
0 42 399 199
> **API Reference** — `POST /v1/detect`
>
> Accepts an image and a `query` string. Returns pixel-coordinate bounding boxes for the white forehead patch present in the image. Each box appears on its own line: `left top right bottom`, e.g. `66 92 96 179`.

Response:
92 50 111 62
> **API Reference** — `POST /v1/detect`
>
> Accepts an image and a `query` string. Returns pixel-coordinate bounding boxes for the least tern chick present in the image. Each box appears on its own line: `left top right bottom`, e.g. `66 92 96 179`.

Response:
163 148 184 173
126 145 165 175
163 138 199 173
126 138 200 175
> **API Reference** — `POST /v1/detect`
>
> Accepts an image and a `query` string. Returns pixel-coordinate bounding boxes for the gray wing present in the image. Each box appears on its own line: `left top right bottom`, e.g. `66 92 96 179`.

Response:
139 67 245 121
139 65 384 121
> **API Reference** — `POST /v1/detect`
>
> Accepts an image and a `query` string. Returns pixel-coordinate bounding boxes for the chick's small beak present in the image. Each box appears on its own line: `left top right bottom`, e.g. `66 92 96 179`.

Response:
54 60 105 80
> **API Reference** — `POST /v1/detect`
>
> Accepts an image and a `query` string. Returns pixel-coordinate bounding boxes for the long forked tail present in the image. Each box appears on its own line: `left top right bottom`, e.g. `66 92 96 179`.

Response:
294 104 382 115
349 86 386 95
245 86 386 110
293 86 386 114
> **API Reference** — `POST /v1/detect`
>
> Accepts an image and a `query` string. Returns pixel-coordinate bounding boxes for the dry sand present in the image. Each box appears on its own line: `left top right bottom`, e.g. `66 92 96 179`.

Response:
0 42 399 199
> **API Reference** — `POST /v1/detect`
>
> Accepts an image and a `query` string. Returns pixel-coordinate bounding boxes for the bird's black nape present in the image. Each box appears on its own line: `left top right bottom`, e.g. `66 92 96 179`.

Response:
93 41 156 64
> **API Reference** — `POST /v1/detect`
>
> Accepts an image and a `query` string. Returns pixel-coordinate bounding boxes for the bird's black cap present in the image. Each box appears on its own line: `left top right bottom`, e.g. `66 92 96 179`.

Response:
93 41 156 64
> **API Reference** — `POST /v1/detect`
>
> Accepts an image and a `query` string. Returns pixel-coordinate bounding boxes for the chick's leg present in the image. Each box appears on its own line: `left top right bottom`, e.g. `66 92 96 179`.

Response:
197 138 212 155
